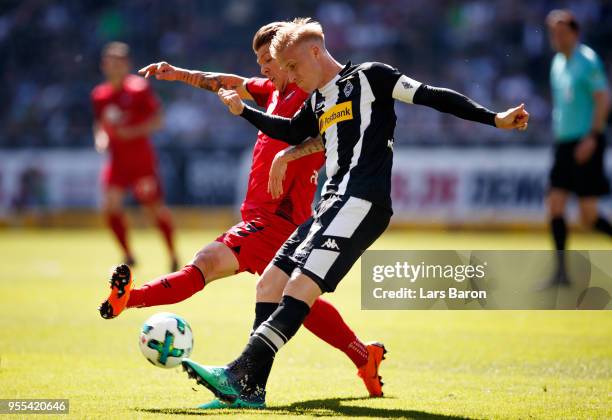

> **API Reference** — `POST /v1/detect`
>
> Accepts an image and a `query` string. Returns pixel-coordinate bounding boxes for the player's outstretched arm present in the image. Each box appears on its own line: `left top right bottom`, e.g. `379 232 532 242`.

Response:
138 62 253 101
268 136 324 199
411 85 529 130
218 88 319 145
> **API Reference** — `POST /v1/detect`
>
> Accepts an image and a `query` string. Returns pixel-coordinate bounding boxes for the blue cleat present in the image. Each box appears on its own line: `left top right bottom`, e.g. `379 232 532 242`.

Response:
197 398 266 410
182 359 265 409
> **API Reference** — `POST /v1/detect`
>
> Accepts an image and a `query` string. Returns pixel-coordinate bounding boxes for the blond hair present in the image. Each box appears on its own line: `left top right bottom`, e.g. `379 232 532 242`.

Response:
270 17 324 58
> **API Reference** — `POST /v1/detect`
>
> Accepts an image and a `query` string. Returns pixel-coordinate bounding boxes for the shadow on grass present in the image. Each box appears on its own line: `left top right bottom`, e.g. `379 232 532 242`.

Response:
135 396 477 419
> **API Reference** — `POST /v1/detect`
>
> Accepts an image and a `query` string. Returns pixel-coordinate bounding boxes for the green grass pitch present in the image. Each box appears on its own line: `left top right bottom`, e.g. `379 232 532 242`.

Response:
0 228 610 419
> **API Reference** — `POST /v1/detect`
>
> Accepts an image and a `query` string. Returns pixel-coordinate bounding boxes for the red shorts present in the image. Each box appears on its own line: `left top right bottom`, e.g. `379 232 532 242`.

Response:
101 162 163 205
216 211 299 275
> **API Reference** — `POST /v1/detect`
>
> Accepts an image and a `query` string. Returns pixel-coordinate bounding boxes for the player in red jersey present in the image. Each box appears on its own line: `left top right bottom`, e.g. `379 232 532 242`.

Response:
98 24 386 406
91 42 178 270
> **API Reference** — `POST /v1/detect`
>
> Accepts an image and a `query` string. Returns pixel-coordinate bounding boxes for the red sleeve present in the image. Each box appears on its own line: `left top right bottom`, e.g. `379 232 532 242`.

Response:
246 77 274 108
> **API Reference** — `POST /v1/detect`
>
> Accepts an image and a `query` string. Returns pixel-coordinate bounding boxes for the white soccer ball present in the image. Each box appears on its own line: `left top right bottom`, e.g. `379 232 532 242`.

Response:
139 312 193 368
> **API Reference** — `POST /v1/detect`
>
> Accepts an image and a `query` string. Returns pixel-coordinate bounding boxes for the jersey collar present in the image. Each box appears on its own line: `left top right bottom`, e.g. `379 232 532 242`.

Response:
318 61 353 95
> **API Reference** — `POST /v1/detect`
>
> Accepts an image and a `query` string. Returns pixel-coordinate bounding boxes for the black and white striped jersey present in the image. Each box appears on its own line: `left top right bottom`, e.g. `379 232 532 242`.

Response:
241 61 497 210
310 62 417 209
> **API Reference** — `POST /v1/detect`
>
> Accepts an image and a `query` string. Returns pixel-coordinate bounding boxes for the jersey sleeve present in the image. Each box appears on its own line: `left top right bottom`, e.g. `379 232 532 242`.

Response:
246 77 274 107
585 54 608 94
240 95 319 145
364 62 422 103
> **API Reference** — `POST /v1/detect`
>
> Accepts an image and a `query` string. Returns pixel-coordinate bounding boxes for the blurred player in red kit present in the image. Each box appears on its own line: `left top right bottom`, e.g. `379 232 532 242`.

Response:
91 42 178 270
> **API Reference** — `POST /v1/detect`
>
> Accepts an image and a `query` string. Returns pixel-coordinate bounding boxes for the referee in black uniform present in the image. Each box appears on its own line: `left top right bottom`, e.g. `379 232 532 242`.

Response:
546 10 611 286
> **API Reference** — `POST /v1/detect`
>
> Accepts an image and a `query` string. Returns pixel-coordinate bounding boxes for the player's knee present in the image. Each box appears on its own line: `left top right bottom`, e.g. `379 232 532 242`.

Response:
547 200 565 218
191 249 221 280
102 200 122 215
256 276 283 302
579 210 598 228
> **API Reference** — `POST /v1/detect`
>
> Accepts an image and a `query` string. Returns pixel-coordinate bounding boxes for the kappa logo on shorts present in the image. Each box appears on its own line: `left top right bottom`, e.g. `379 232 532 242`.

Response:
321 238 340 250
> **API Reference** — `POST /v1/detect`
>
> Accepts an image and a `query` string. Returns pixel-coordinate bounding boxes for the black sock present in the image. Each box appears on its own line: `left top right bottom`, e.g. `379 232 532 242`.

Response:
594 216 612 236
551 217 567 274
551 217 567 250
228 296 310 397
252 302 278 333
550 217 567 251
246 302 278 393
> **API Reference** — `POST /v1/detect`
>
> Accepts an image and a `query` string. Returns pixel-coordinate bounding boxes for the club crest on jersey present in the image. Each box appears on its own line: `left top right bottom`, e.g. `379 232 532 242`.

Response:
319 101 353 134
343 80 353 97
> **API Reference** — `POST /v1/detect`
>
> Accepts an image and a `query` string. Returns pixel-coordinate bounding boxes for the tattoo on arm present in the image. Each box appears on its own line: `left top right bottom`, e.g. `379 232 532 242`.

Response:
284 137 325 161
179 71 242 92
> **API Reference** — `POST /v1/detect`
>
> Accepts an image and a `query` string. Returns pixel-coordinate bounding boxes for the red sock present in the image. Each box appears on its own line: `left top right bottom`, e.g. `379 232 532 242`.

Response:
155 208 176 257
127 265 205 308
303 297 369 368
106 212 131 258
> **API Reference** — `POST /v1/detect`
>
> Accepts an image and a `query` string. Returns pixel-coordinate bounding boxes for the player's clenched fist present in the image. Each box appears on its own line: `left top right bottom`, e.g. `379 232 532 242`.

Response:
218 88 245 115
494 103 530 131
138 62 180 81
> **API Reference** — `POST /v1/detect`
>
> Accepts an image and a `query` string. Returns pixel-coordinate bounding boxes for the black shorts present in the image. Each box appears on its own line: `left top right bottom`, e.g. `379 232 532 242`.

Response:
272 194 391 293
549 134 610 197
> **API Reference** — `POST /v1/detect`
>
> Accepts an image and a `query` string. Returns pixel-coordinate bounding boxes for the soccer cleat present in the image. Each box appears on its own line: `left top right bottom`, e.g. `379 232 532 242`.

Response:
182 359 265 409
98 264 133 319
197 398 266 410
357 342 387 397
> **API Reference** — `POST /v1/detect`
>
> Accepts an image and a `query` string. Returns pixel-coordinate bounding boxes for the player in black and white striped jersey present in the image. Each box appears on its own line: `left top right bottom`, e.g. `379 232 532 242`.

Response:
182 17 530 406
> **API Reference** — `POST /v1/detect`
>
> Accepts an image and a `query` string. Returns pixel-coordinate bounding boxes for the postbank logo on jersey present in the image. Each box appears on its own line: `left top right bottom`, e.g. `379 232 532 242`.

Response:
319 101 353 134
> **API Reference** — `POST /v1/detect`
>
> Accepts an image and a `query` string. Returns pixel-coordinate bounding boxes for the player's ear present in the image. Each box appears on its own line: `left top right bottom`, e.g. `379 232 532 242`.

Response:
311 43 320 59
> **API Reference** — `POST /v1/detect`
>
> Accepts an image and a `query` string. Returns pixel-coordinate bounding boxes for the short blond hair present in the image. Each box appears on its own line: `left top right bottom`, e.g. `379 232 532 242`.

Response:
270 17 324 58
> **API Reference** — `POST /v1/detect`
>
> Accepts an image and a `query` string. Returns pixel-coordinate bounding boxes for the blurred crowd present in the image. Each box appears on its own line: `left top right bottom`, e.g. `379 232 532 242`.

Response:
1 0 610 150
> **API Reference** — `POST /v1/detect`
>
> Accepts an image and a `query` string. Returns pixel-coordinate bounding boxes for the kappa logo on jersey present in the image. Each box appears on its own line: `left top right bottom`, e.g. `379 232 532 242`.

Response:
319 101 353 134
321 238 340 250
387 138 394 150
315 101 325 112
343 80 354 97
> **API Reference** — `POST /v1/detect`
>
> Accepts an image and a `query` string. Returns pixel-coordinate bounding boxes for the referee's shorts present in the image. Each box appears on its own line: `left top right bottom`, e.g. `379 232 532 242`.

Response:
550 133 610 197
272 194 391 293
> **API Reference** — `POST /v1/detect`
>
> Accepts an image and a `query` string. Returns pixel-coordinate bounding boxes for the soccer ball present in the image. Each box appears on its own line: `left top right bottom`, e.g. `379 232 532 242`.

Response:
139 312 193 368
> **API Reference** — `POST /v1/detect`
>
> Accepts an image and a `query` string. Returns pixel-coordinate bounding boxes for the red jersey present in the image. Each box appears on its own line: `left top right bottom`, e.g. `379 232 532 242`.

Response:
243 78 325 225
91 75 160 171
